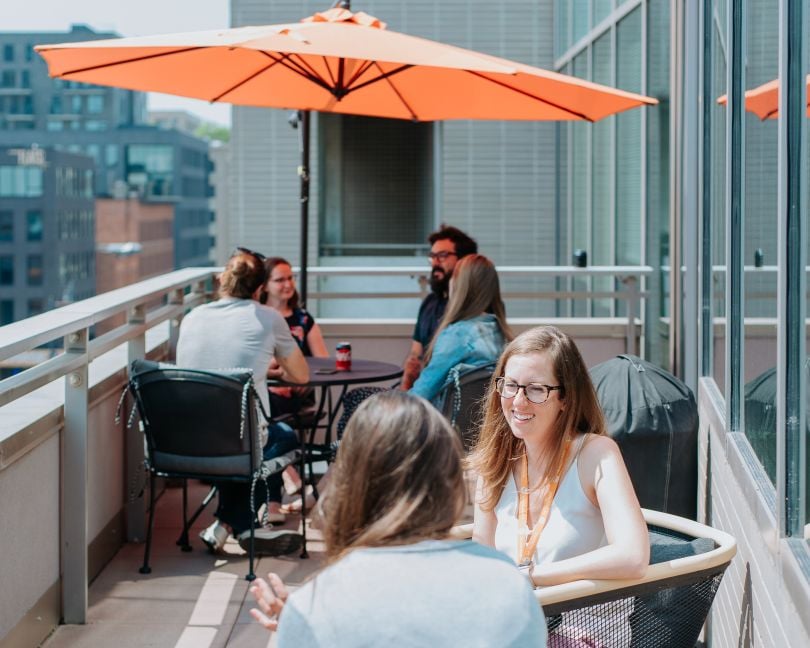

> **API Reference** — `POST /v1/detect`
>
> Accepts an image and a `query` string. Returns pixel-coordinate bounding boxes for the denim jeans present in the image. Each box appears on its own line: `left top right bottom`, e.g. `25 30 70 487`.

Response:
214 421 298 535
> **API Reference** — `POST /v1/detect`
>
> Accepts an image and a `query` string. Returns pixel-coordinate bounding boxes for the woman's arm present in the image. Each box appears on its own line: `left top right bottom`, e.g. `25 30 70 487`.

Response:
530 436 649 587
306 322 329 358
472 475 498 547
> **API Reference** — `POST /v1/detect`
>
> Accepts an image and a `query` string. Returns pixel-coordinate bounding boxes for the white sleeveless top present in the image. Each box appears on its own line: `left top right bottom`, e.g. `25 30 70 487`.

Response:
494 434 606 565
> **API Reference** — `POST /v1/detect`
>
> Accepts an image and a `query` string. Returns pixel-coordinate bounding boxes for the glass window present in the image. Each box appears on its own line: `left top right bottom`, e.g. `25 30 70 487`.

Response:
84 120 107 131
0 166 44 197
87 95 104 114
572 0 590 42
570 52 590 317
1 70 15 87
20 70 30 88
47 119 64 132
3 44 14 62
592 32 613 317
50 95 63 114
594 0 612 26
0 255 13 285
27 254 43 286
616 8 643 270
742 0 779 483
0 210 13 242
105 144 118 167
26 210 42 241
0 300 13 325
126 144 175 197
71 95 82 113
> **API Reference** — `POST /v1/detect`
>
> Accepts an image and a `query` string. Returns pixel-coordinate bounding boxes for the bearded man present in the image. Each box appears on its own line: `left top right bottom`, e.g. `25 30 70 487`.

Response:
400 226 478 389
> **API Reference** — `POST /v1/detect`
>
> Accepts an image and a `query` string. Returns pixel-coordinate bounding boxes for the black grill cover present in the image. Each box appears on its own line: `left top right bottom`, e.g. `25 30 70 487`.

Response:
590 355 698 519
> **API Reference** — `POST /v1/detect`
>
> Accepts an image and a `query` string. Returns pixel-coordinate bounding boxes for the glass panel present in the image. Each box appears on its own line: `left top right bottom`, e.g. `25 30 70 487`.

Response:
592 32 613 317
709 0 728 394
555 0 570 58
615 6 643 322
0 210 12 242
646 0 671 367
594 0 613 26
27 254 43 286
26 210 42 241
803 0 810 538
742 0 779 483
573 0 590 43
0 255 14 285
571 52 590 317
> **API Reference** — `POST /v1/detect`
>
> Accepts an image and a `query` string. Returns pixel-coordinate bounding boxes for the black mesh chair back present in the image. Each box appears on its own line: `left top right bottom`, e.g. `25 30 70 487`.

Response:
437 363 496 451
126 359 272 580
131 361 260 479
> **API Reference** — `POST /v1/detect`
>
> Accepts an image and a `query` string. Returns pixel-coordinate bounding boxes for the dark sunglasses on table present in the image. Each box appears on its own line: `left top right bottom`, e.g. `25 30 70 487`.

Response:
233 246 266 262
427 251 458 262
495 378 563 404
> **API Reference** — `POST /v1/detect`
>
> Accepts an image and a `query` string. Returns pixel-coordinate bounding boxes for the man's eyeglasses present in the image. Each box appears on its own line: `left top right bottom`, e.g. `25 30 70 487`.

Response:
427 251 458 262
234 246 266 262
495 378 563 404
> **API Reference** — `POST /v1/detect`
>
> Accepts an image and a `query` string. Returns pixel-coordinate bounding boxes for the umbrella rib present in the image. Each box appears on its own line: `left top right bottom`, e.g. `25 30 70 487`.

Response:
54 46 206 77
344 59 377 89
366 62 418 120
260 51 334 94
349 63 413 95
466 71 595 122
210 56 288 103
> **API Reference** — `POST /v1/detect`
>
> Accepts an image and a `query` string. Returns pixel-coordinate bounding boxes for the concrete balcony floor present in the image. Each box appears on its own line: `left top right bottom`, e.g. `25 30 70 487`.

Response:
42 482 323 648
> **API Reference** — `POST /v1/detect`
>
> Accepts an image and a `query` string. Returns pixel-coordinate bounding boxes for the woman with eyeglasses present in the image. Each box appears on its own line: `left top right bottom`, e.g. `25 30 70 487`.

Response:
259 256 328 504
469 326 648 647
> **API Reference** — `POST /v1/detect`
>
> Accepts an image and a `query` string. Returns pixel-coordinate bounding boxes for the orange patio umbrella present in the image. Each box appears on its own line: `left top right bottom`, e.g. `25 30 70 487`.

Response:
717 75 810 120
36 4 657 299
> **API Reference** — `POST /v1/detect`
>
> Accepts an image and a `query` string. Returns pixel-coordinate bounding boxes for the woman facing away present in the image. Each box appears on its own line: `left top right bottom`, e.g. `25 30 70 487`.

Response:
250 390 547 647
470 326 649 647
335 253 512 439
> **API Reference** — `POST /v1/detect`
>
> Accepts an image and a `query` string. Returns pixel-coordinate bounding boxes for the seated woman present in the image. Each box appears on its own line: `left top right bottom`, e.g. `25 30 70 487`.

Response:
260 256 328 416
470 325 649 647
176 248 309 555
336 253 512 435
250 391 548 647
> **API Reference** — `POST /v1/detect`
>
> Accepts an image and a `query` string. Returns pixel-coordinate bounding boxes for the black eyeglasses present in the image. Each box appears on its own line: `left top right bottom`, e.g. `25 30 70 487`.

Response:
427 251 457 262
233 246 266 262
495 378 563 404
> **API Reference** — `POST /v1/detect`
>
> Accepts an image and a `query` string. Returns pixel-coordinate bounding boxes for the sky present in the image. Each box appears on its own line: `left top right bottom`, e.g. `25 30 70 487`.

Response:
1 0 232 126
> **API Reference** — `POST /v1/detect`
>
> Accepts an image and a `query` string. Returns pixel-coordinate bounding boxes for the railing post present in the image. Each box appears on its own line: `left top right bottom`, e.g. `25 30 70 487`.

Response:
168 288 184 356
62 328 89 623
623 275 640 355
126 304 146 542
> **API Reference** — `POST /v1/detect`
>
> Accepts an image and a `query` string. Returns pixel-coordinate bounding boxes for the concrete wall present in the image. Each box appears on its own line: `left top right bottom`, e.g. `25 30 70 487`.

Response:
698 379 810 647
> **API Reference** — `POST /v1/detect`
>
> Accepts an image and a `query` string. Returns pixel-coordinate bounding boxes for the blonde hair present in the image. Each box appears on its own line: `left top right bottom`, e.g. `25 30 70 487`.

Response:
219 252 266 299
468 325 607 511
321 391 465 562
424 254 512 364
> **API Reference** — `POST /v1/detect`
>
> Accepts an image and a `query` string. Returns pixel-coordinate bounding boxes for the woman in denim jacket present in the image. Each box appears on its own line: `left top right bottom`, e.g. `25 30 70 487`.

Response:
410 254 512 403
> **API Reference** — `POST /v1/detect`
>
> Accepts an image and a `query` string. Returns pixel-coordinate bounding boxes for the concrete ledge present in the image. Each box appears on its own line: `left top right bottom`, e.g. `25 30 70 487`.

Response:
0 580 59 648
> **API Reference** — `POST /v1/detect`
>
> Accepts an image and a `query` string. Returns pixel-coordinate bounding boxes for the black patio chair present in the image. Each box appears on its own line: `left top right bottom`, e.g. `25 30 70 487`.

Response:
124 359 300 581
451 509 736 647
435 363 496 452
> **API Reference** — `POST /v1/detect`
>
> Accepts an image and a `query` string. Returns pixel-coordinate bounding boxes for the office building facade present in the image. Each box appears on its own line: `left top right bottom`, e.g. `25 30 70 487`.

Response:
0 146 95 324
0 25 214 270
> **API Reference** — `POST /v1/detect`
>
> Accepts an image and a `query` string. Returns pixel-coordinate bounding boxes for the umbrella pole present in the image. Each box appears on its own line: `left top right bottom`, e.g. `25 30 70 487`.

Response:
298 109 311 305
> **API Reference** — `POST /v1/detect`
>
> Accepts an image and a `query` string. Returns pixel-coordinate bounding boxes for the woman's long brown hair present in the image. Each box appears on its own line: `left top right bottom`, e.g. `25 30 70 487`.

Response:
321 391 466 562
424 254 512 364
467 325 607 511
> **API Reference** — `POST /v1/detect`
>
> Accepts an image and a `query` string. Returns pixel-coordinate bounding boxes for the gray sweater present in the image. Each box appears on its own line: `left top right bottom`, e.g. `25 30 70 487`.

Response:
277 539 547 647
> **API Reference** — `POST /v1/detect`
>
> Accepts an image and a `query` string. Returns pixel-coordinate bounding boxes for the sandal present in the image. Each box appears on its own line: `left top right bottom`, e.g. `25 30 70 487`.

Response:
281 486 318 514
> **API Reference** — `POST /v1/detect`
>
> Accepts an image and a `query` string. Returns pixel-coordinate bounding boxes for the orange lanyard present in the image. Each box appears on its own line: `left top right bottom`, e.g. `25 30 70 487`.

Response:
517 439 572 565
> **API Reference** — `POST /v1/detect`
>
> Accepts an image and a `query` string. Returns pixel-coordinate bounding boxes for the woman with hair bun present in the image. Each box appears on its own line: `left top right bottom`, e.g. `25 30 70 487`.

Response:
176 248 310 555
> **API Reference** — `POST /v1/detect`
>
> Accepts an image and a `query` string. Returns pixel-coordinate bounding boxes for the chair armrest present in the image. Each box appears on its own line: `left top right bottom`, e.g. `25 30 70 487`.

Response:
448 509 737 607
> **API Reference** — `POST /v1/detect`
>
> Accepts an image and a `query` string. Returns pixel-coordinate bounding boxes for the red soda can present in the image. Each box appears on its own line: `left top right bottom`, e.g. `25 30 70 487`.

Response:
336 342 352 371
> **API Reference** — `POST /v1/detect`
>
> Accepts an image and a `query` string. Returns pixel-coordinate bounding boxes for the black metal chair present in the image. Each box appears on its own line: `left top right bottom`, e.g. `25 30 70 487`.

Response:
451 509 736 647
124 359 300 581
435 363 496 452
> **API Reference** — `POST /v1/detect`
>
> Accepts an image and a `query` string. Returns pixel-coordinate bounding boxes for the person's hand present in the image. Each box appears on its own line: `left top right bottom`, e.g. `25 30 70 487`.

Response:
249 572 289 632
401 356 422 389
267 358 284 379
